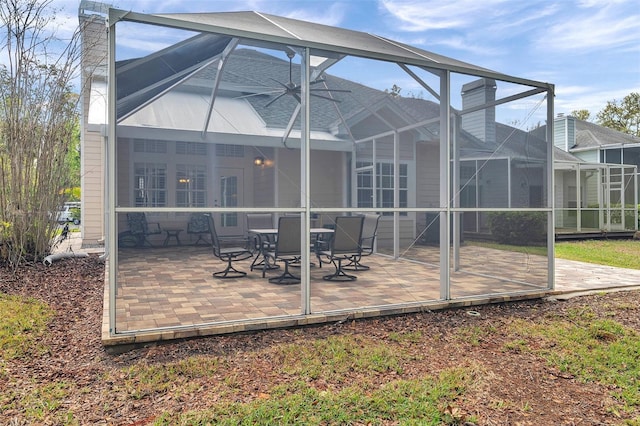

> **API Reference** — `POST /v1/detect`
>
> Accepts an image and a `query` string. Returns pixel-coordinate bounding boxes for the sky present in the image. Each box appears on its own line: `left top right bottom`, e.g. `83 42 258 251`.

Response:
19 0 640 118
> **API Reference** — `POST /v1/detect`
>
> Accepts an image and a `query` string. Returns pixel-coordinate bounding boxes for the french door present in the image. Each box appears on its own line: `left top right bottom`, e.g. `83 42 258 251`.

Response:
214 168 244 236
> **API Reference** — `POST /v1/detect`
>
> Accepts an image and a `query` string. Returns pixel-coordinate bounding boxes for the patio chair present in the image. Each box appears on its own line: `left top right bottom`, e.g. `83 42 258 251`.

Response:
246 213 279 272
316 215 364 281
206 214 253 279
343 214 380 271
265 216 301 284
187 213 211 245
123 212 162 247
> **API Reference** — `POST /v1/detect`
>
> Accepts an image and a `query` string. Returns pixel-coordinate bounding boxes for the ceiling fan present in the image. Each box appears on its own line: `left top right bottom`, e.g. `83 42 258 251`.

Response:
263 51 351 108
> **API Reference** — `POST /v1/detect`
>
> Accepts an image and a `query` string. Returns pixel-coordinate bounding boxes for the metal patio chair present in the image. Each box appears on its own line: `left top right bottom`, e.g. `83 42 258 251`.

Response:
343 213 380 271
206 214 253 279
265 216 301 284
122 212 162 247
316 215 364 281
187 213 211 245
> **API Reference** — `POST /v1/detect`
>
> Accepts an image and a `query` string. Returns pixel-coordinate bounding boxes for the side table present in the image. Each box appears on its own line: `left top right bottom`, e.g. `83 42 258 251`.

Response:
163 228 183 246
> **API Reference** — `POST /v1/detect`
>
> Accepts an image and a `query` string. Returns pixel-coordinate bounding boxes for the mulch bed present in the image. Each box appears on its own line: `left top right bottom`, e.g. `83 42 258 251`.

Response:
1 255 638 424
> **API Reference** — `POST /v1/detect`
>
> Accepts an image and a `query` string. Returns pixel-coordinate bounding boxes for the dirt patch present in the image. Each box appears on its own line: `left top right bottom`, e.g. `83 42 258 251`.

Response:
1 255 638 424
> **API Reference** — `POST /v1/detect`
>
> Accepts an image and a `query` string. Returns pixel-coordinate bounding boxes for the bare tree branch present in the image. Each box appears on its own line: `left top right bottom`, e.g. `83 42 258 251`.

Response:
1 0 84 267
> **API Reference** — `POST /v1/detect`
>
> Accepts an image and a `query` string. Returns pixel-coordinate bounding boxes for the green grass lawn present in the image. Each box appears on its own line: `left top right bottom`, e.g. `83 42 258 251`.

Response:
469 239 640 270
555 239 640 270
2 238 639 423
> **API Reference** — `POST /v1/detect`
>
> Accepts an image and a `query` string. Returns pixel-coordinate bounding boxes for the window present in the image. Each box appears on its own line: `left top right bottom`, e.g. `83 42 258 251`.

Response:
176 164 206 207
602 148 622 164
134 163 167 207
356 161 407 214
176 141 207 156
356 162 373 208
134 139 166 153
215 144 244 158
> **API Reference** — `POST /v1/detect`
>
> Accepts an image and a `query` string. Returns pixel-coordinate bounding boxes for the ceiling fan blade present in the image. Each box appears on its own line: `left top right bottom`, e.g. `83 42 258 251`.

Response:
234 90 282 100
309 88 352 93
264 92 288 107
269 78 290 90
310 93 341 102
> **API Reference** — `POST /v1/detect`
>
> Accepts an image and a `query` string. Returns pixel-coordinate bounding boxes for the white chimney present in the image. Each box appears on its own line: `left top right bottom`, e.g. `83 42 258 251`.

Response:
461 78 496 144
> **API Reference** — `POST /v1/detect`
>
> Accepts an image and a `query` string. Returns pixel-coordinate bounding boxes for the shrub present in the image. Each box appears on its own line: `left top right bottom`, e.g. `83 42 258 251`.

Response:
487 212 546 245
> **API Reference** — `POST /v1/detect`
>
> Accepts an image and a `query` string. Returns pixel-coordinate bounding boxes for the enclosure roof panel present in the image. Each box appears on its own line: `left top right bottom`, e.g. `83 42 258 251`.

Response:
116 33 231 120
110 8 551 89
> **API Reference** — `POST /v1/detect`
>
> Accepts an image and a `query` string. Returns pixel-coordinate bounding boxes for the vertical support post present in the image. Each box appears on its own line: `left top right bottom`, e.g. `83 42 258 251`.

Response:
576 164 582 232
507 157 512 207
635 167 638 231
300 48 311 315
546 86 555 291
372 139 377 212
451 114 460 271
107 14 117 335
439 70 451 300
393 131 400 259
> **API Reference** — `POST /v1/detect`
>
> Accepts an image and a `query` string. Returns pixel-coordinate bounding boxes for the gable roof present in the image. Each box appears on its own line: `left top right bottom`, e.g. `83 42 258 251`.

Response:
573 118 640 150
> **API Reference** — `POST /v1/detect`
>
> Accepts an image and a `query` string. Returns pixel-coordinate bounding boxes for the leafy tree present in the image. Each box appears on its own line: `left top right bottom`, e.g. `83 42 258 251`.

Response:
571 109 591 121
596 92 640 137
0 0 83 266
385 84 402 98
65 118 81 189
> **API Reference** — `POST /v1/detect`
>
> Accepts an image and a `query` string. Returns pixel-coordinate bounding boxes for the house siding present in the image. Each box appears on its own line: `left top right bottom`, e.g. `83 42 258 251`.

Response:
575 150 598 163
416 143 440 208
554 116 575 151
81 130 105 245
79 12 107 246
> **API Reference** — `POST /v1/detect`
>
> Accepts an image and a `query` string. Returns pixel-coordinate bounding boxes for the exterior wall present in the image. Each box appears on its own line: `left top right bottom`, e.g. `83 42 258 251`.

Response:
111 139 349 239
377 217 415 249
416 142 440 208
511 166 544 208
574 150 598 163
81 130 105 245
276 148 346 209
554 169 577 228
276 149 301 208
252 147 275 207
478 159 508 208
461 79 496 144
310 150 346 208
554 116 575 151
79 12 108 246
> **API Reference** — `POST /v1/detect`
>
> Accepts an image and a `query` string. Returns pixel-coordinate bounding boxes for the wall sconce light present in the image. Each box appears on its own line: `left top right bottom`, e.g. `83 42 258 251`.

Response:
178 178 190 183
254 156 265 166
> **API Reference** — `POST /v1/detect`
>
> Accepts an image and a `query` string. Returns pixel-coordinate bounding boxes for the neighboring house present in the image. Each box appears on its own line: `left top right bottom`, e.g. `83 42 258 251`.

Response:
78 2 557 342
555 114 640 165
552 115 638 235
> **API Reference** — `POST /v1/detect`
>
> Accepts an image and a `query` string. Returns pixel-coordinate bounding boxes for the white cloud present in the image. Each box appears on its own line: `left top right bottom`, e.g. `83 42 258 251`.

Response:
533 3 640 52
282 3 347 27
381 0 488 31
555 85 640 115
